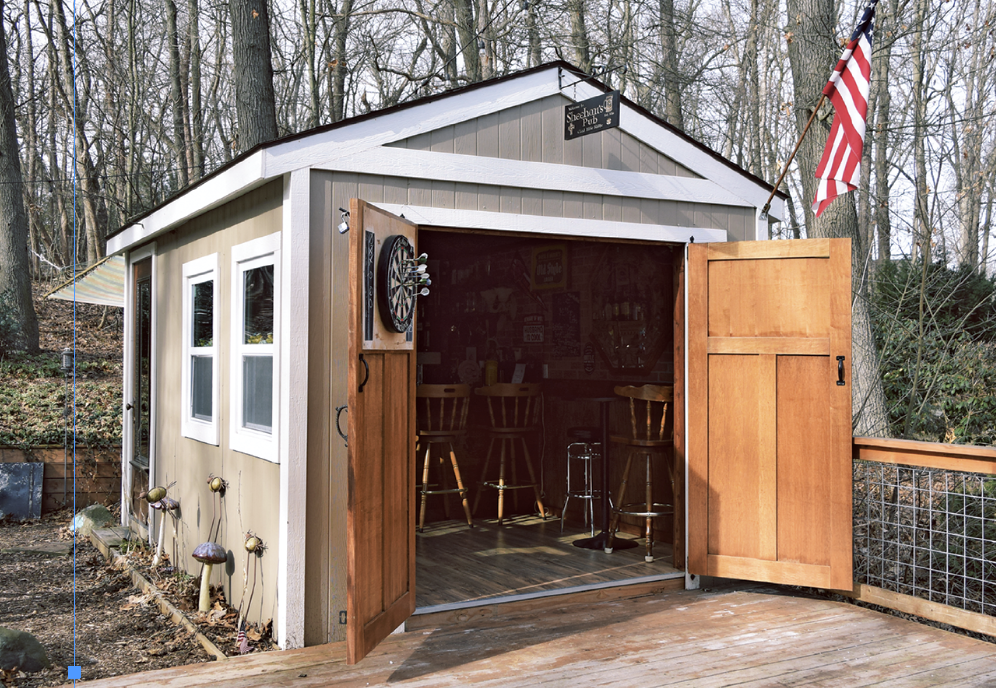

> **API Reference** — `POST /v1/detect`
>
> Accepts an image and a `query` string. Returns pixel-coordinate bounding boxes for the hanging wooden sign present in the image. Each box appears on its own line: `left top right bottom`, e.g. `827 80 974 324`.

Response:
564 90 620 140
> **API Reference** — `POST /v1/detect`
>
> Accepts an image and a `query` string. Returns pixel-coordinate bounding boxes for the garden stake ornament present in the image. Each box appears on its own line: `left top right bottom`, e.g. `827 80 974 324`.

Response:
236 531 266 654
149 497 179 567
140 481 175 565
206 474 228 542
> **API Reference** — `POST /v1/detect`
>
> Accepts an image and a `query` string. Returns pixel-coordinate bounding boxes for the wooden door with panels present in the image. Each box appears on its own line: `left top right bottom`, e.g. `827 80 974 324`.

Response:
687 238 853 591
346 200 419 664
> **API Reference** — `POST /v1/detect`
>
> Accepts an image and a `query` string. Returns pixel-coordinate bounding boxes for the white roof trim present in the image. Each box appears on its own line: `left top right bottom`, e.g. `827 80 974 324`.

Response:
370 203 726 243
107 151 266 255
317 147 746 207
568 79 784 221
261 70 560 177
107 64 777 255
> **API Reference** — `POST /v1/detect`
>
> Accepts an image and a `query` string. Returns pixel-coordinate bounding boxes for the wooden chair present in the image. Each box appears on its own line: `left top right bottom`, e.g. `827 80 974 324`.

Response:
415 384 474 532
606 384 674 562
472 383 547 525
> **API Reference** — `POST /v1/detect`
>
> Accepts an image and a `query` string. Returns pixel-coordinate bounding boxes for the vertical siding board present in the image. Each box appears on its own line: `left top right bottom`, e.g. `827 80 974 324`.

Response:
408 179 432 206
603 128 624 170
382 177 408 205
429 126 455 154
500 187 523 214
543 189 564 217
620 132 641 172
583 193 603 220
564 135 583 167
521 188 544 216
657 153 677 176
602 195 624 222
454 182 479 211
641 197 659 224
477 112 500 158
563 191 584 218
478 184 500 212
621 197 642 224
520 99 544 163
498 107 521 160
675 202 694 227
676 163 699 178
639 143 659 174
540 96 565 164
332 173 359 213
407 132 432 151
432 180 456 209
582 131 601 168
357 176 384 203
453 119 478 156
658 200 678 227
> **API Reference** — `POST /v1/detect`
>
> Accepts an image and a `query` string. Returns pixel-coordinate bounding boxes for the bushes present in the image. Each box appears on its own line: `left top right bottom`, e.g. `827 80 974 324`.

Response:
873 260 996 444
0 352 122 448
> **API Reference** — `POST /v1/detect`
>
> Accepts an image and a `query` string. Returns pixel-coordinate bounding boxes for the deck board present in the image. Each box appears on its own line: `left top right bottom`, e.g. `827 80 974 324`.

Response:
72 587 996 687
416 515 678 607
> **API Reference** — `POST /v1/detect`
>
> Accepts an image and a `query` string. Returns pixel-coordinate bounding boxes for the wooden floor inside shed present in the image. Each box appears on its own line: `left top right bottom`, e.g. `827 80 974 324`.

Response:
79 585 996 687
415 515 681 608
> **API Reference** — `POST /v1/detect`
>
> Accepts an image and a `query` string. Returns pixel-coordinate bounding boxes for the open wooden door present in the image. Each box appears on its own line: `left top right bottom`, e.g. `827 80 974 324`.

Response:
346 200 418 664
687 238 853 591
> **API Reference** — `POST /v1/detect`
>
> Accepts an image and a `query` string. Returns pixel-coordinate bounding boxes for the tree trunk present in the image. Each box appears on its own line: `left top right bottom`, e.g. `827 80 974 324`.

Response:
785 0 890 436
300 0 319 127
165 0 189 187
330 0 352 122
567 0 591 74
526 0 541 68
229 0 278 150
188 0 204 180
872 0 892 262
453 0 480 82
0 0 39 352
659 0 684 129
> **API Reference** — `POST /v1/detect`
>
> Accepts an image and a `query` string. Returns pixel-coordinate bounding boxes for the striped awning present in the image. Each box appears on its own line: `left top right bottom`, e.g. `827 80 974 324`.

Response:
44 255 126 307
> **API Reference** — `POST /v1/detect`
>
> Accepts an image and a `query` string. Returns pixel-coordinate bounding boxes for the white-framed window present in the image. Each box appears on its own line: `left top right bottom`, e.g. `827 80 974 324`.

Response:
181 253 219 445
230 233 281 462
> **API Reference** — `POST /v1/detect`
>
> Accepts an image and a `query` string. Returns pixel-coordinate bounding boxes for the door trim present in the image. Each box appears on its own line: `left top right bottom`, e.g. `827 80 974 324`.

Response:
123 242 156 538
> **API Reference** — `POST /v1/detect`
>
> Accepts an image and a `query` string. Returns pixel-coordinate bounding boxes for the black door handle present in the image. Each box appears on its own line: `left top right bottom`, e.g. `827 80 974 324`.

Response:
837 356 846 386
358 354 370 393
335 405 348 447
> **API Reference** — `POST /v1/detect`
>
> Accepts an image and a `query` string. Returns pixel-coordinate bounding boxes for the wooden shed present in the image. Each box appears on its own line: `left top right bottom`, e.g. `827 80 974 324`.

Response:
105 62 853 663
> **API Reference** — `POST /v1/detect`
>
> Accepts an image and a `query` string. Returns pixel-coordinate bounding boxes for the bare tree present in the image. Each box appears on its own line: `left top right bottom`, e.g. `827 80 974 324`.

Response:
230 0 278 150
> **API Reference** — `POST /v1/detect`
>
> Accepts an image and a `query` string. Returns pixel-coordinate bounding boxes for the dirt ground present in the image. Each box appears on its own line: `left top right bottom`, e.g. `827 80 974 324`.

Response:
0 510 211 687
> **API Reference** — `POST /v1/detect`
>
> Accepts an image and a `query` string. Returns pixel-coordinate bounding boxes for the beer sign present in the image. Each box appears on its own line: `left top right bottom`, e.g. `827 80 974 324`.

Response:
564 90 620 141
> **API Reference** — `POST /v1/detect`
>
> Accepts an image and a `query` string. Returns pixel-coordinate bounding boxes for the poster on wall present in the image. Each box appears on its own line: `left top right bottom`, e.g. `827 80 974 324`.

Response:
551 291 581 358
530 244 568 291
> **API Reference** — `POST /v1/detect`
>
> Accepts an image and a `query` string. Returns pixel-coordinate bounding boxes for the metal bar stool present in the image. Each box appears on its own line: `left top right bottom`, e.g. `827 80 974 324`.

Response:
605 384 674 562
472 383 547 525
561 426 603 535
415 384 473 532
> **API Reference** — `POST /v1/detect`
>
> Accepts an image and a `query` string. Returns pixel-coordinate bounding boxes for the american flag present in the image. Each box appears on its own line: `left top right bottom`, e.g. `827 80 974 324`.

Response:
813 0 878 216
236 622 250 655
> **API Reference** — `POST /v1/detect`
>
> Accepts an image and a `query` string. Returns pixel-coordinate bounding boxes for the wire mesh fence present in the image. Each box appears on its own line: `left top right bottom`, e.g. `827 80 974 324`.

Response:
854 460 996 616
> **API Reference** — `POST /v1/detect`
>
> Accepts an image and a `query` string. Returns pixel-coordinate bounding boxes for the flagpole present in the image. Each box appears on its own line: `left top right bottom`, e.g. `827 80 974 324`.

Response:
760 92 827 218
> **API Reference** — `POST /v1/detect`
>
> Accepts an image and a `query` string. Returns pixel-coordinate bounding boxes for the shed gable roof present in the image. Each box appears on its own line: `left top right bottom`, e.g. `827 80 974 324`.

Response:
108 62 783 255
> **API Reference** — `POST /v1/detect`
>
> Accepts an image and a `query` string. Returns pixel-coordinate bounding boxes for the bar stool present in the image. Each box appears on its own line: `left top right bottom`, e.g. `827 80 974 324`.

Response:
561 426 602 535
472 383 547 525
605 384 674 562
415 384 473 532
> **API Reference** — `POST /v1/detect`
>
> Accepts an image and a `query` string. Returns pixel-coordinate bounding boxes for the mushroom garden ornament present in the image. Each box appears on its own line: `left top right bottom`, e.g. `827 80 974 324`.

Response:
192 542 227 612
150 497 179 567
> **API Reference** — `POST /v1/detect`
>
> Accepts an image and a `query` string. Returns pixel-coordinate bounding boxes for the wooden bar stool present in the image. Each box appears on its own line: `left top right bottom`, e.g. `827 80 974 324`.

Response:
472 383 547 525
605 384 674 562
415 384 473 532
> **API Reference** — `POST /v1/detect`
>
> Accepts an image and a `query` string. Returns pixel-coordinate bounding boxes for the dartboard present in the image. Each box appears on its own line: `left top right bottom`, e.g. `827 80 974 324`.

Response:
377 234 416 333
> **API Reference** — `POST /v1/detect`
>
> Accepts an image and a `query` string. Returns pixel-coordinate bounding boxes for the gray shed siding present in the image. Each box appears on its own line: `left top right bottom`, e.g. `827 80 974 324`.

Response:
317 170 753 240
388 95 701 179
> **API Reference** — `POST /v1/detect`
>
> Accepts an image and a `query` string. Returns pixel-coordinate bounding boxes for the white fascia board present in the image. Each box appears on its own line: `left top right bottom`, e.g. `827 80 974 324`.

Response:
107 152 266 255
276 170 309 650
316 147 746 208
569 80 784 222
262 69 561 177
371 203 726 243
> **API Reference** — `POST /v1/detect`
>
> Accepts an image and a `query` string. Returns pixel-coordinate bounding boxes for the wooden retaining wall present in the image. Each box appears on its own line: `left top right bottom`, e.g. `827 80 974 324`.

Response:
0 445 121 513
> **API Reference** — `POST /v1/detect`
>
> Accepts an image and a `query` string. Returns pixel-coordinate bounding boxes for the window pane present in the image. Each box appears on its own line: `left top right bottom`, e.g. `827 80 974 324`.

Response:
243 355 273 433
244 265 274 344
192 280 213 347
191 355 212 421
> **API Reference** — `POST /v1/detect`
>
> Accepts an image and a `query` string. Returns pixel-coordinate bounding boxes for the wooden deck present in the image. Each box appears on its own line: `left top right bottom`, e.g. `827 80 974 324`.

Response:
76 585 996 687
416 515 680 608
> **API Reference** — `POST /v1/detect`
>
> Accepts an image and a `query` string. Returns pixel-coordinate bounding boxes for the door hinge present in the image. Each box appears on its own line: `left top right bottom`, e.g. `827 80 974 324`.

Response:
339 610 347 625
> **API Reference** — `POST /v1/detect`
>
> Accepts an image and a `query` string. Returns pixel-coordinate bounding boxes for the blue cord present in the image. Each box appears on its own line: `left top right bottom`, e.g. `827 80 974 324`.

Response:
71 0 78 682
